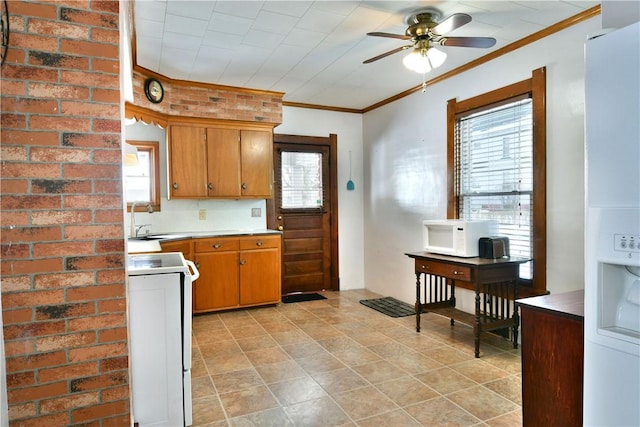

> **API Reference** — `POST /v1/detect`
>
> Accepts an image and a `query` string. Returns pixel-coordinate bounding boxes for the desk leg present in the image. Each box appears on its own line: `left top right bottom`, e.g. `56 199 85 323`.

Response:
474 287 481 358
415 273 421 333
512 281 519 349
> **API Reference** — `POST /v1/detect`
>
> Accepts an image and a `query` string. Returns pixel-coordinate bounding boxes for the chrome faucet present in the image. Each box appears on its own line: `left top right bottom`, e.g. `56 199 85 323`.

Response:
130 202 154 237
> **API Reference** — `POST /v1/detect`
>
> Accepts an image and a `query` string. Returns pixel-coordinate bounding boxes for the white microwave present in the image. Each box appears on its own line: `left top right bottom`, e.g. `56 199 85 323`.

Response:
423 219 498 257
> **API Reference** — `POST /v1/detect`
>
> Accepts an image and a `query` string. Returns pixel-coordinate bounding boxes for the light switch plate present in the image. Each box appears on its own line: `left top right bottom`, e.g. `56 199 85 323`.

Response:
251 208 261 218
198 209 206 220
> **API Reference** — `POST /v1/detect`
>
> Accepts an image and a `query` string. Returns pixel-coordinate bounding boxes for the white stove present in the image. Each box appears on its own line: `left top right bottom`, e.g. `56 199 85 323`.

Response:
127 252 199 426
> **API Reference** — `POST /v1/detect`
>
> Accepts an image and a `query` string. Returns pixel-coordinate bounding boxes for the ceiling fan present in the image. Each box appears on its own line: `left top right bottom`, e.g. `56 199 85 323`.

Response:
364 8 496 74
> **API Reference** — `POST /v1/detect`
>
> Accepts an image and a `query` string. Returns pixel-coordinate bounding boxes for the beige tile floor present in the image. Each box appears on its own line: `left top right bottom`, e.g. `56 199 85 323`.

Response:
190 290 523 427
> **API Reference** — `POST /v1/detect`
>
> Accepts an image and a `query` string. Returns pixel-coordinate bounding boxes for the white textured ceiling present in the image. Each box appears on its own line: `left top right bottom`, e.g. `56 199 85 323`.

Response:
134 1 599 110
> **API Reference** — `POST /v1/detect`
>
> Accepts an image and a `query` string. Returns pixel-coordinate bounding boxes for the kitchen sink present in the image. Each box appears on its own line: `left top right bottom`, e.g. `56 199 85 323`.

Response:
130 235 164 241
131 234 190 241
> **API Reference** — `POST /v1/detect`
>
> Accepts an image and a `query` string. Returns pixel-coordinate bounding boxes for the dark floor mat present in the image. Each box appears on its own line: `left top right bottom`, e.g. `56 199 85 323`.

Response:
282 293 327 303
360 297 415 318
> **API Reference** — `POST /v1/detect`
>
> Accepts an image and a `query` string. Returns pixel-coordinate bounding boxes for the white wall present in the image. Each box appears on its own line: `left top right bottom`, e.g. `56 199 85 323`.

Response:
0 294 6 427
362 16 601 310
276 108 365 291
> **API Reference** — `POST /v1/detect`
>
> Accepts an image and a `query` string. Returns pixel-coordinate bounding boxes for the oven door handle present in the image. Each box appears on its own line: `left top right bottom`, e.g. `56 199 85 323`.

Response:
185 260 200 282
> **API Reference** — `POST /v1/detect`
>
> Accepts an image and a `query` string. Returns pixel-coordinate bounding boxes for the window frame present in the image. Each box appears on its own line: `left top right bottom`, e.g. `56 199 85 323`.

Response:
447 67 547 294
125 140 161 213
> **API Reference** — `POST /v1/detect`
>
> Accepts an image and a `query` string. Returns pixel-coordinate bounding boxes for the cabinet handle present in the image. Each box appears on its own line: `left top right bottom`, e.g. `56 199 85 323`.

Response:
278 225 284 231
207 182 213 190
241 182 247 190
195 262 200 269
422 265 428 269
453 270 465 275
213 243 221 249
256 240 263 247
172 182 179 190
239 259 247 265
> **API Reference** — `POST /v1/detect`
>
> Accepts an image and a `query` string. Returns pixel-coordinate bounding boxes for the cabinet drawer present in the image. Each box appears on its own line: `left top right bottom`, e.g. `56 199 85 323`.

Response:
239 235 280 250
195 237 239 253
415 259 471 281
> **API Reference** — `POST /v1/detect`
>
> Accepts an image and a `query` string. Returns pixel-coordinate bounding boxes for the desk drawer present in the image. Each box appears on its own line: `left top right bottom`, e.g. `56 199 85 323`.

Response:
415 259 471 281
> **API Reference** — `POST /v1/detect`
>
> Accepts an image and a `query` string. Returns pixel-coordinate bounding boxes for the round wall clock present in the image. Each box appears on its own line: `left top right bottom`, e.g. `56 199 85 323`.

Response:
1 0 9 66
144 78 164 103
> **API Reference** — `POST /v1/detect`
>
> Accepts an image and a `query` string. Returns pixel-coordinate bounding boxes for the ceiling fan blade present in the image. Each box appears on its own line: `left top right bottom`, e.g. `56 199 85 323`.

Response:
366 32 410 40
439 36 496 48
432 13 471 35
363 45 411 64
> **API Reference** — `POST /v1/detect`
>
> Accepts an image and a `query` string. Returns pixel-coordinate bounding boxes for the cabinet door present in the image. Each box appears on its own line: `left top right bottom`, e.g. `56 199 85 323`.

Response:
160 240 193 261
169 126 207 198
239 247 281 306
194 251 239 312
240 130 273 198
206 128 241 197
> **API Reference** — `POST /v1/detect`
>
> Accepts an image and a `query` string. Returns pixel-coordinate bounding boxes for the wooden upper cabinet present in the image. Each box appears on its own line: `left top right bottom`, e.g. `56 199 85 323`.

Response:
169 126 208 198
207 128 242 197
240 130 273 198
168 121 274 199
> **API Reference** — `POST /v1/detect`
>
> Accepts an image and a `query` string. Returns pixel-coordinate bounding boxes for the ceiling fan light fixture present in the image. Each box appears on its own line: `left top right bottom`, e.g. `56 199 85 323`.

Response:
403 46 447 74
403 48 431 73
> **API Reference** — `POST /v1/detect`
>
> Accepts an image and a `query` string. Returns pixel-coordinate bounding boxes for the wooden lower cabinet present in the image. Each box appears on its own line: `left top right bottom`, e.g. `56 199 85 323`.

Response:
160 239 193 261
193 234 281 313
517 290 584 427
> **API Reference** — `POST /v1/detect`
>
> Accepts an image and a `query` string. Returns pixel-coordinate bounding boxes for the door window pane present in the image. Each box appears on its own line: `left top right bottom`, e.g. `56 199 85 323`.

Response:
281 152 323 208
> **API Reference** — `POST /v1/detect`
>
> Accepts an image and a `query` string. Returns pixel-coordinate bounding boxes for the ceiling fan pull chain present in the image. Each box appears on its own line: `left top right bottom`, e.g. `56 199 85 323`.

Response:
421 73 427 93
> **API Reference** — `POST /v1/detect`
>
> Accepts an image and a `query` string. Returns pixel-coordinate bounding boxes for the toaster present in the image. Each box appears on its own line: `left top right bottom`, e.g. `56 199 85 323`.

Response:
478 236 510 259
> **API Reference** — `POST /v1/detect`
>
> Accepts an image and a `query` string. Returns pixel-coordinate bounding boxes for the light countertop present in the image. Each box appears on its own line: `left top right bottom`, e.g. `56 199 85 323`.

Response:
127 229 281 253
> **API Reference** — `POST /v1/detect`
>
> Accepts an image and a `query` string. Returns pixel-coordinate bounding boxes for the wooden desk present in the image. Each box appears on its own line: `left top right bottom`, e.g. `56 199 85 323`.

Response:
405 252 530 358
516 290 584 427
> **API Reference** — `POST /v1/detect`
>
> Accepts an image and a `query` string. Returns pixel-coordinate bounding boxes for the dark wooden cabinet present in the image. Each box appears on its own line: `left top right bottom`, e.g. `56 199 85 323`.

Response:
406 252 529 358
517 290 584 427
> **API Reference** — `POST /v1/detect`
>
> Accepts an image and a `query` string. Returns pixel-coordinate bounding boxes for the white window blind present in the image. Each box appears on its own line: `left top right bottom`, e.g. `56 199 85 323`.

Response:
456 98 533 278
281 151 323 209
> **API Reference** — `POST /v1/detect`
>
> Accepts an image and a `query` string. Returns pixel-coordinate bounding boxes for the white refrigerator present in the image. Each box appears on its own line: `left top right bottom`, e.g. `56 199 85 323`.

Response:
584 21 640 427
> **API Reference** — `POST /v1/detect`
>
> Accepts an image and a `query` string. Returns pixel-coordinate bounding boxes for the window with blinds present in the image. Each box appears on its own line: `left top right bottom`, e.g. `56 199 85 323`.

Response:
281 151 323 209
455 98 533 278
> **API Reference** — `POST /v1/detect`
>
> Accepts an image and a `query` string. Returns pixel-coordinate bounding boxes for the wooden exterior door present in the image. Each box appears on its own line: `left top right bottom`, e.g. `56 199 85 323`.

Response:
267 134 339 295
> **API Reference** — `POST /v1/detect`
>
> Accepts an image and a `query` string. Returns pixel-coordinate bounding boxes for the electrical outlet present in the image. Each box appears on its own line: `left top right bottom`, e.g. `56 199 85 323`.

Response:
198 209 206 220
251 208 261 218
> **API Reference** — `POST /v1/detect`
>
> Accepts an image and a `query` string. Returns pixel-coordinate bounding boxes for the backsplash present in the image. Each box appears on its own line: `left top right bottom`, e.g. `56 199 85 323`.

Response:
126 198 267 238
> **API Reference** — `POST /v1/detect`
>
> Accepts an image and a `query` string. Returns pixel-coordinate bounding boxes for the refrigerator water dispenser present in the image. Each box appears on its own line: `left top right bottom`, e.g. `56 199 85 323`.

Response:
598 262 640 344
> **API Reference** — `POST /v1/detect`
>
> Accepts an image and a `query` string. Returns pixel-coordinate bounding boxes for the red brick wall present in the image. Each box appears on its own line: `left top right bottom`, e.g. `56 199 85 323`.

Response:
1 1 130 425
131 70 283 123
